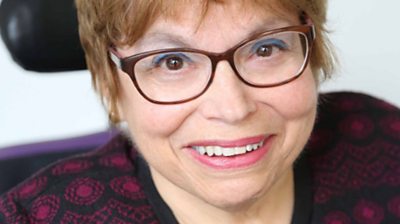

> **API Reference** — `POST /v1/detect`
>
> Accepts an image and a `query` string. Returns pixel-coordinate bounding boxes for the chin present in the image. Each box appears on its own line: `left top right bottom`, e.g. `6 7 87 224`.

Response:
198 179 269 211
205 191 263 211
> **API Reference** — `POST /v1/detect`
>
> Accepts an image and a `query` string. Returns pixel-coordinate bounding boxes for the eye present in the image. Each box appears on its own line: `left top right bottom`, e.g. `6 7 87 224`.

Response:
256 45 274 57
252 38 288 57
152 53 192 71
165 56 183 70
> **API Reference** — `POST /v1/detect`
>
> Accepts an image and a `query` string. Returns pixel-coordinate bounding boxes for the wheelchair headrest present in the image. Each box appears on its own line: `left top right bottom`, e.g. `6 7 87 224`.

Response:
0 0 86 72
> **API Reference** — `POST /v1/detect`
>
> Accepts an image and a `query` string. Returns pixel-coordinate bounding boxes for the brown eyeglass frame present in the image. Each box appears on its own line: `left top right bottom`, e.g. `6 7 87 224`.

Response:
110 24 316 105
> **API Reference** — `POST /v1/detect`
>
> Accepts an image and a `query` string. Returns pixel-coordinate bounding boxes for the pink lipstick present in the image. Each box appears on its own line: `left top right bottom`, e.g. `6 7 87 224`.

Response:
185 135 273 170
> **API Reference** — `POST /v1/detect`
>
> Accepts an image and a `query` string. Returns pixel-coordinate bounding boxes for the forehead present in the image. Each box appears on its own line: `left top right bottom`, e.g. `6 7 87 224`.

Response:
117 0 300 48
160 0 298 28
161 0 297 19
125 1 300 52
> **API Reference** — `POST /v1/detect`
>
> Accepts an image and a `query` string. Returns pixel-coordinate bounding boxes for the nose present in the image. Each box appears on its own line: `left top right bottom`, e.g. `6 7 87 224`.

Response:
197 61 257 123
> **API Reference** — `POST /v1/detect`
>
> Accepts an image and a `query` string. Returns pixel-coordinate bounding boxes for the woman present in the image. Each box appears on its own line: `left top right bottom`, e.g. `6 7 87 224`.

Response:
1 0 399 223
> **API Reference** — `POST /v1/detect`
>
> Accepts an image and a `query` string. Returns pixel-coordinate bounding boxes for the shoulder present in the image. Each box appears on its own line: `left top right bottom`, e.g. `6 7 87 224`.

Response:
0 134 159 223
307 92 400 223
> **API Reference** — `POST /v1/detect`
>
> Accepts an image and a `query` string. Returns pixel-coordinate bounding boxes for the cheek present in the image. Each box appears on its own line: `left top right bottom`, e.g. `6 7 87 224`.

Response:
262 69 318 174
118 72 193 138
258 68 318 156
265 68 318 120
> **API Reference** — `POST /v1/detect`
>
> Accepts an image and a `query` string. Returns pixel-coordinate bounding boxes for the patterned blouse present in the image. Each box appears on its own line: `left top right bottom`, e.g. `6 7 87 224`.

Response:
0 92 399 224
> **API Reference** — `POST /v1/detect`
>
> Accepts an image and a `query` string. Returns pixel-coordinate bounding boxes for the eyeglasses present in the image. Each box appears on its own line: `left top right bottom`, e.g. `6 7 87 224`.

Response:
110 25 315 104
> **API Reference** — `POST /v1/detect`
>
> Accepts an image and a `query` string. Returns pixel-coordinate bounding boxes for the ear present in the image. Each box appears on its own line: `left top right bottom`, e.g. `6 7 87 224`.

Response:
111 70 129 123
300 11 312 24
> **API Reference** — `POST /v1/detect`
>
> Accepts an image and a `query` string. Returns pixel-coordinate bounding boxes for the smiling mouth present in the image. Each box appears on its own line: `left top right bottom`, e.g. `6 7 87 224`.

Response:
191 140 264 157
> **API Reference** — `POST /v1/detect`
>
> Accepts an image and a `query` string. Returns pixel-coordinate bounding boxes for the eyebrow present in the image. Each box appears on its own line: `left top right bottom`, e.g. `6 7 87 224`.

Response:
137 33 190 49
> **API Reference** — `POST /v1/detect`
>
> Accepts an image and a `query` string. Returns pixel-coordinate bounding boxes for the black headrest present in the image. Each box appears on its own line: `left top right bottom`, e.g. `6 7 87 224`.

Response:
0 0 86 72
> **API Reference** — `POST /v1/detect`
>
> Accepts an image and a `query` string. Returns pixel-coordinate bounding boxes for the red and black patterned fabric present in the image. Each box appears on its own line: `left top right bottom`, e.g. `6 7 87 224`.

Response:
0 92 399 224
308 92 400 223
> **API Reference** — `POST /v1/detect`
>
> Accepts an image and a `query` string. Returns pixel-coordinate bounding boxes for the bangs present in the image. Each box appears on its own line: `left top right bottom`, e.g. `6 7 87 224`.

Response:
110 0 308 47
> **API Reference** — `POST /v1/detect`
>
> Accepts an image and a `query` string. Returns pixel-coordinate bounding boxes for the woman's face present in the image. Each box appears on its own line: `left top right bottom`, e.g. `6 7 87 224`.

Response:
117 2 318 209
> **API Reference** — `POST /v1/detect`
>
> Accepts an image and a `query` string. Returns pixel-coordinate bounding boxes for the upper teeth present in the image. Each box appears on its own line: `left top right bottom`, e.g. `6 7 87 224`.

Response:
192 141 263 157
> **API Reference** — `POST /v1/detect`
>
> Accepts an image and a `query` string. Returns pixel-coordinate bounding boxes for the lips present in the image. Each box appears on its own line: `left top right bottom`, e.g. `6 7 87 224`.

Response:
184 135 273 170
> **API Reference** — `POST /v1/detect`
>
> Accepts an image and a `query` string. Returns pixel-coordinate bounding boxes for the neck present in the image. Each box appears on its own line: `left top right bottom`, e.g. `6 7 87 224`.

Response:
150 167 295 224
